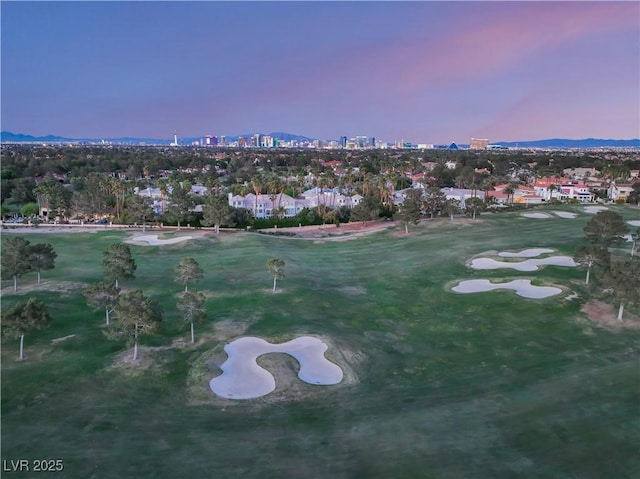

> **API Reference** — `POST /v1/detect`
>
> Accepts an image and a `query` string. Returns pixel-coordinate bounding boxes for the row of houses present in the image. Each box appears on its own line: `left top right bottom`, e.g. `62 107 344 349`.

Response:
532 177 639 202
228 188 365 218
133 178 637 219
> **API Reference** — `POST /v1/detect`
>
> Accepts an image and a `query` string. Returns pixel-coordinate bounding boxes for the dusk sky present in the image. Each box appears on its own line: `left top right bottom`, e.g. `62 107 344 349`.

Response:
1 1 638 144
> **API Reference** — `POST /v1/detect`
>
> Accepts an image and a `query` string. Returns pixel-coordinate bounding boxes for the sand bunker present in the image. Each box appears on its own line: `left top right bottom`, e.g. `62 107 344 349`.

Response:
628 220 640 227
131 235 193 245
470 256 576 271
522 212 551 219
210 336 343 399
498 248 554 258
583 206 608 213
452 279 562 299
552 211 578 218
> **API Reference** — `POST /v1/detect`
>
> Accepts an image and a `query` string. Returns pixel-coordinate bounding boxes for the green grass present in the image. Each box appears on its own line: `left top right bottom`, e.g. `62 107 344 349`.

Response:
2 205 639 478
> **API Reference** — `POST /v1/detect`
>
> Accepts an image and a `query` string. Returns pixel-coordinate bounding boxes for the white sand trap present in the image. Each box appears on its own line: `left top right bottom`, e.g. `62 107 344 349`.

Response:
452 279 562 299
627 220 640 227
132 235 193 245
583 206 608 213
210 336 343 400
552 211 578 219
470 256 576 271
498 248 554 258
522 212 551 219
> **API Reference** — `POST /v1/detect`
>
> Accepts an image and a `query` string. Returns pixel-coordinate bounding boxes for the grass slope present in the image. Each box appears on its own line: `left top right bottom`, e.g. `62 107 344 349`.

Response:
2 205 639 479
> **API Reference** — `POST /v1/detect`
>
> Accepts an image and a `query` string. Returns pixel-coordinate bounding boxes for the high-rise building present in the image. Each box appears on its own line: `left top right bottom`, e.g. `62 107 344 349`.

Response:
470 138 489 149
340 136 348 148
220 135 226 146
355 136 368 148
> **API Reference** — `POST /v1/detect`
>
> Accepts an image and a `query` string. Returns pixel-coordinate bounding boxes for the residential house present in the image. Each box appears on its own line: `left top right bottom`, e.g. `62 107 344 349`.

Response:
513 186 544 205
558 184 595 203
563 167 600 182
300 187 363 210
228 193 305 218
533 178 594 202
227 188 365 219
441 187 485 208
608 182 636 202
485 190 509 205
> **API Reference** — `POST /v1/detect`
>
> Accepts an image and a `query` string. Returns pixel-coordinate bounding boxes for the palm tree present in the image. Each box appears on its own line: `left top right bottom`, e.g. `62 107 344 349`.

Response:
342 170 356 195
250 177 263 217
324 170 338 208
504 185 515 205
479 178 495 204
377 175 394 208
158 178 169 215
359 173 376 198
455 175 468 189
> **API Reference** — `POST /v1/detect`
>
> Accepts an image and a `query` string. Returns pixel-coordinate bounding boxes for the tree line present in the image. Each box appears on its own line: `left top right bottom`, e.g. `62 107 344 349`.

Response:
575 211 640 321
1 237 57 291
3 144 640 225
2 238 286 361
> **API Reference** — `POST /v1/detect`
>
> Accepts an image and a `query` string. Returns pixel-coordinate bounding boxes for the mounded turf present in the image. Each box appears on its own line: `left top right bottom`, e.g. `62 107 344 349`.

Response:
2 205 639 479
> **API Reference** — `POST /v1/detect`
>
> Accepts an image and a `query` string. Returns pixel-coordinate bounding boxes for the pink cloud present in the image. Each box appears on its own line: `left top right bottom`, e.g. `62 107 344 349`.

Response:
257 2 637 112
390 2 639 94
173 2 638 142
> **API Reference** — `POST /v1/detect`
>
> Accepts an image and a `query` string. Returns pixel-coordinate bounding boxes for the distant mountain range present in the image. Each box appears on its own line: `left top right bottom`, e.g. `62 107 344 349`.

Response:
1 131 638 149
0 131 316 146
492 138 640 149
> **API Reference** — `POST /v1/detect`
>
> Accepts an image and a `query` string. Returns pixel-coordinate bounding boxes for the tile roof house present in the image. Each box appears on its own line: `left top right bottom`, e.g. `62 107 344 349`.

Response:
533 180 595 202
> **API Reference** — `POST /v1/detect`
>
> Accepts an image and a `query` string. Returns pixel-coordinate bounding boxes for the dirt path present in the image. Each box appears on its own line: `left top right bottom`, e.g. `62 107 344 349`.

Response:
256 220 398 239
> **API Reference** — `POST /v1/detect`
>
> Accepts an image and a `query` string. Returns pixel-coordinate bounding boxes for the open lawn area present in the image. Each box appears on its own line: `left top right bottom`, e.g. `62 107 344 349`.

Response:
2 205 639 479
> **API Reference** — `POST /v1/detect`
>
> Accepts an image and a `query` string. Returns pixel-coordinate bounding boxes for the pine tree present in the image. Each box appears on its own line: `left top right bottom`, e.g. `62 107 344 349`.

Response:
1 236 32 291
103 243 136 288
396 189 422 234
202 194 236 233
177 291 207 343
583 211 629 247
575 245 610 284
174 257 204 293
28 243 57 284
602 258 640 321
83 281 121 326
106 290 162 360
267 258 285 293
2 298 52 360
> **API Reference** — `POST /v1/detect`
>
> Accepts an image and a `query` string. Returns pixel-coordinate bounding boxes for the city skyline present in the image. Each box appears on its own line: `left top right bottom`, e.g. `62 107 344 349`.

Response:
1 1 638 144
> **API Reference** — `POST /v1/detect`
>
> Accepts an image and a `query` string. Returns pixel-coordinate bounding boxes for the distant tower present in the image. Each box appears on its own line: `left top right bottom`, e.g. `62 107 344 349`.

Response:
172 132 178 146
